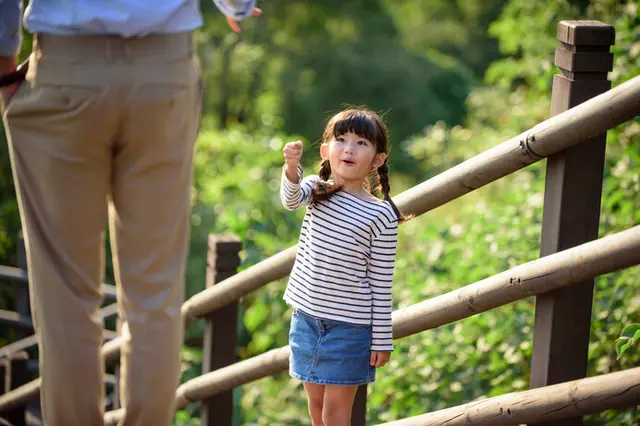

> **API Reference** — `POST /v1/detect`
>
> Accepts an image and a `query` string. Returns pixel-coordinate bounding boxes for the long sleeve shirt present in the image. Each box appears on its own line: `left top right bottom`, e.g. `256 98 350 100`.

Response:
281 165 398 352
0 0 256 56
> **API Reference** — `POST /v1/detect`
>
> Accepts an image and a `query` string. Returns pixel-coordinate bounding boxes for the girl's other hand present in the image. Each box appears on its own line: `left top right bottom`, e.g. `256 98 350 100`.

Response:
370 351 391 367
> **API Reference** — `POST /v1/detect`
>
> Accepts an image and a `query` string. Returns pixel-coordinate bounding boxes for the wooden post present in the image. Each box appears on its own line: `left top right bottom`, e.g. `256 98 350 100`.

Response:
201 235 242 426
0 351 29 426
529 21 615 426
15 233 29 341
351 384 367 426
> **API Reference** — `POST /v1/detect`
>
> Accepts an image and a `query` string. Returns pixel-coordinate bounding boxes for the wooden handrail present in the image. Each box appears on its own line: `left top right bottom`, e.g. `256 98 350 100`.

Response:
96 224 640 422
181 245 297 321
375 367 640 425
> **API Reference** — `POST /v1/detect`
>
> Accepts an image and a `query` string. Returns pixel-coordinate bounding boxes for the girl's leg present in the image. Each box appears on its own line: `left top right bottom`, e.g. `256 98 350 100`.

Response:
303 382 326 426
322 385 359 426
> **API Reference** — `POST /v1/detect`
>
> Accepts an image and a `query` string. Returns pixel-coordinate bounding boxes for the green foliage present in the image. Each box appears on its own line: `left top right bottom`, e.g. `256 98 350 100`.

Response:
382 0 508 77
0 125 20 266
195 0 479 176
0 31 32 267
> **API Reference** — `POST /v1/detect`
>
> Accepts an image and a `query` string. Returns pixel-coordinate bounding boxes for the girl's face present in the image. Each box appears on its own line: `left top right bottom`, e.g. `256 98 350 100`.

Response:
321 131 386 187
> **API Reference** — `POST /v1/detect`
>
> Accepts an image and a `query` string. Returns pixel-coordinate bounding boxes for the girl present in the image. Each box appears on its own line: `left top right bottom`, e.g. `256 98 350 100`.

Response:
280 107 407 426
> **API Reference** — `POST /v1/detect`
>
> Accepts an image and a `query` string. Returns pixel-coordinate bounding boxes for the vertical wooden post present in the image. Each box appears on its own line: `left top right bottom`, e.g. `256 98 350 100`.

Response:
529 21 615 426
201 235 242 426
1 351 29 426
15 232 29 341
351 384 367 426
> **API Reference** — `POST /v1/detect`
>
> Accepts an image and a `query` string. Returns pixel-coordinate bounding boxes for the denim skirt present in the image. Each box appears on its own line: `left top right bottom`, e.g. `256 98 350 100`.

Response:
288 308 376 386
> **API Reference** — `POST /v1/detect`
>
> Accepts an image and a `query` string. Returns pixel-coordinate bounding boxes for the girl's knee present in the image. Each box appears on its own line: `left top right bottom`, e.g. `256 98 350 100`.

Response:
322 407 350 426
321 385 358 426
308 396 324 420
321 397 354 426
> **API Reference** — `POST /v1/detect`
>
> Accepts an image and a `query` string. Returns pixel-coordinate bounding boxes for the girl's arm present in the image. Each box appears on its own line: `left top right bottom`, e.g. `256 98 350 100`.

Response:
280 164 317 211
281 140 317 210
369 217 398 352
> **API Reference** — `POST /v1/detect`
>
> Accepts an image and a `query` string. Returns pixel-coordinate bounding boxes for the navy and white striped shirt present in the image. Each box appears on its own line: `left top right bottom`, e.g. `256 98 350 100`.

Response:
281 166 398 352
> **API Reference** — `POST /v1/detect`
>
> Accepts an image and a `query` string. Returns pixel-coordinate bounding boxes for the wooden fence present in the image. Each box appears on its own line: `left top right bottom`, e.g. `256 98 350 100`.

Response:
1 19 639 426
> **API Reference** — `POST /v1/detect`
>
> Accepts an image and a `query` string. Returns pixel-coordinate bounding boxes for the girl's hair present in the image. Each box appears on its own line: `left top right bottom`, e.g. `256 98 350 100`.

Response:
309 107 409 224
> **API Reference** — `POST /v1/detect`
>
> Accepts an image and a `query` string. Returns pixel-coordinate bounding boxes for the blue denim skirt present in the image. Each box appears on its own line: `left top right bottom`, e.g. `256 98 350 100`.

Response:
288 308 376 386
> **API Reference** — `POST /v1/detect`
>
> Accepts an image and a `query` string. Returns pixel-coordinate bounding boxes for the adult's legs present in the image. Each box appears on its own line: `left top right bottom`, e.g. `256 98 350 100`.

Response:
3 35 118 425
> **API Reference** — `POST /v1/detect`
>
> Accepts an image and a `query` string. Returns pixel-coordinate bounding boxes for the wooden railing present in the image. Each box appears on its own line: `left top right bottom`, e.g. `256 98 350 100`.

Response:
0 237 121 425
1 19 639 426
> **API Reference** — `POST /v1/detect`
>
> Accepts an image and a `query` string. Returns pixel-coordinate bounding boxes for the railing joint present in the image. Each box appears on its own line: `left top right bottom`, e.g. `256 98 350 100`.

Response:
520 133 544 160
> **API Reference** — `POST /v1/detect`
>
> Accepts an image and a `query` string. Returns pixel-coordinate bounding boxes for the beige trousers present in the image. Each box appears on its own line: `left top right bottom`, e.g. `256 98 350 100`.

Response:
3 32 201 425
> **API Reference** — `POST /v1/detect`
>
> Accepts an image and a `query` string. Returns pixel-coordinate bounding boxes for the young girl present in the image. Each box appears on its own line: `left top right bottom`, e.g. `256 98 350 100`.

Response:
280 107 407 426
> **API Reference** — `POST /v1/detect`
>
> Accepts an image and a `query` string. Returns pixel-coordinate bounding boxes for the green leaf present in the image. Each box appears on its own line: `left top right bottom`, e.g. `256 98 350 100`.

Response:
620 323 640 341
244 302 269 333
615 338 632 360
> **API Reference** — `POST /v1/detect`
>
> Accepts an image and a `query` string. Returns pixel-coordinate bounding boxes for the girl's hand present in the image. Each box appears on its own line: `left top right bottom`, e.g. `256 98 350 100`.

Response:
283 141 303 183
283 140 303 167
370 351 391 367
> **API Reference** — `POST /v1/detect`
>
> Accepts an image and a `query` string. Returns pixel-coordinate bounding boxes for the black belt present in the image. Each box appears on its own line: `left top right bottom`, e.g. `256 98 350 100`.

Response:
0 60 29 88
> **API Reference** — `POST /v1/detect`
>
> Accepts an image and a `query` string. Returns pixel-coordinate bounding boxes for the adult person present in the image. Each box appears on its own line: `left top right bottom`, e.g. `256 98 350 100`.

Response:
0 1 261 425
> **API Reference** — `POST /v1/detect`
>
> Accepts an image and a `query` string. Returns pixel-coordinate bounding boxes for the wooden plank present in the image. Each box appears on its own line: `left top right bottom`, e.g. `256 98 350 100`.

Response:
529 20 615 426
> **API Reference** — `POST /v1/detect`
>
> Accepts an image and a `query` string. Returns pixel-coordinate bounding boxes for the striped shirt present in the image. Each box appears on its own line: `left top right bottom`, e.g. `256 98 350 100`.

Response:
280 165 398 352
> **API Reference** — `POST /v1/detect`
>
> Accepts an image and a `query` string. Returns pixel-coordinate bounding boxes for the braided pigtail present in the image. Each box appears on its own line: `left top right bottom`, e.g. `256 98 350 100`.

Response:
366 169 381 198
309 160 343 204
377 161 410 224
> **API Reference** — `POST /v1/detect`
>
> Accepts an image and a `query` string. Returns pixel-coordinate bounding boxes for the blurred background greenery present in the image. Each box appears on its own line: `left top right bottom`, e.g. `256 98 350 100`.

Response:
1 0 638 425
